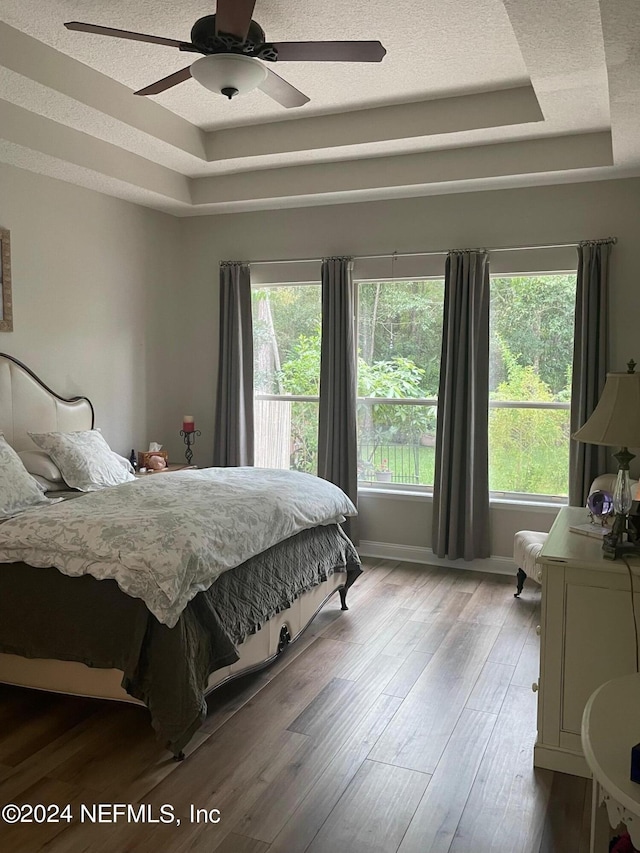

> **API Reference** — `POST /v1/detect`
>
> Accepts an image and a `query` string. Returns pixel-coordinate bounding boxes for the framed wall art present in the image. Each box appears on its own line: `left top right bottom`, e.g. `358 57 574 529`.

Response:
0 228 12 332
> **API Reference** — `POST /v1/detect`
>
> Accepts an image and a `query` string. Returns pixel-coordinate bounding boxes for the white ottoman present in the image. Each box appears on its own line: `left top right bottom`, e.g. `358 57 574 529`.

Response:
514 530 548 597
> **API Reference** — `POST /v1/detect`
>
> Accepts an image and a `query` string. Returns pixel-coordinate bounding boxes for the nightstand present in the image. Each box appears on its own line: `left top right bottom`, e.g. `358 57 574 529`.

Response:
135 463 197 476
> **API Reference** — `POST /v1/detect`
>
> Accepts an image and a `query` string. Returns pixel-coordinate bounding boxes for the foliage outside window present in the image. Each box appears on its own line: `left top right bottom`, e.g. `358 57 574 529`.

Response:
489 274 576 498
252 271 577 500
357 280 443 486
252 285 321 474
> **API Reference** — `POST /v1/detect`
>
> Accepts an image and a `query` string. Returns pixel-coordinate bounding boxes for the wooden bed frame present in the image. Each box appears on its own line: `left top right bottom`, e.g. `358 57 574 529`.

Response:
0 352 350 712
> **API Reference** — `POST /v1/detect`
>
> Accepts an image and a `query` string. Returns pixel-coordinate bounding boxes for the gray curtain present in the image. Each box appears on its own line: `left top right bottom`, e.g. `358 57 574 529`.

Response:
318 257 358 542
432 250 490 560
213 262 254 467
569 239 613 506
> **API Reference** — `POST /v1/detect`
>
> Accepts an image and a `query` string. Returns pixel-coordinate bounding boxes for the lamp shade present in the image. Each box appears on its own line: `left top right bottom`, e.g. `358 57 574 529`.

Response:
573 371 640 448
190 54 267 98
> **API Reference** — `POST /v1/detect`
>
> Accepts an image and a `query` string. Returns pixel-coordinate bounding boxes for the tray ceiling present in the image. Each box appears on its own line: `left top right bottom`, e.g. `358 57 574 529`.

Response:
0 0 638 215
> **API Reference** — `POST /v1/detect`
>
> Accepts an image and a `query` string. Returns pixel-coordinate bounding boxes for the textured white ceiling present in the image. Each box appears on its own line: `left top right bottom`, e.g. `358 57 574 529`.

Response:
0 0 638 214
0 0 529 128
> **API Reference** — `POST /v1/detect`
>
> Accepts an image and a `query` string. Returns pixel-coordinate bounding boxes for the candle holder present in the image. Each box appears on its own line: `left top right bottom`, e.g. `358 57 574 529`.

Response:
180 427 201 466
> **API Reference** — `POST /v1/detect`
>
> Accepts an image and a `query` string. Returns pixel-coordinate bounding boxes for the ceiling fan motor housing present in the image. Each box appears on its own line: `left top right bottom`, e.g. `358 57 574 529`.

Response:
190 15 266 54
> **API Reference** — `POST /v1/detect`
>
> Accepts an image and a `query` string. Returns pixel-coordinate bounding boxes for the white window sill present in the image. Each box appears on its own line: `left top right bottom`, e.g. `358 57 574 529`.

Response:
359 485 567 512
359 486 430 501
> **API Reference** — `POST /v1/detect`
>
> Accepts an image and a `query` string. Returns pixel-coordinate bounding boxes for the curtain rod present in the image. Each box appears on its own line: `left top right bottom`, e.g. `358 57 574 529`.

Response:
247 238 616 267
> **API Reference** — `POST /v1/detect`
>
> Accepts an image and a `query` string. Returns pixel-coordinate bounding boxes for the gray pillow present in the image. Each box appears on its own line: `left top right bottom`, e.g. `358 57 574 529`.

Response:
0 434 61 518
28 429 136 492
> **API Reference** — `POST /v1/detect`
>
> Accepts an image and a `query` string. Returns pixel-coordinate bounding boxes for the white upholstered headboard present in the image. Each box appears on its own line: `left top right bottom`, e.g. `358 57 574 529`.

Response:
0 353 94 452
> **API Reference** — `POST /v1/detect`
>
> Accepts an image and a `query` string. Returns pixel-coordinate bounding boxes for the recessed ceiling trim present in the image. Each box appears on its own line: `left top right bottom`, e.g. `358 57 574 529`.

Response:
0 21 206 161
600 0 640 167
193 132 613 205
0 98 191 203
0 139 193 215
206 85 544 161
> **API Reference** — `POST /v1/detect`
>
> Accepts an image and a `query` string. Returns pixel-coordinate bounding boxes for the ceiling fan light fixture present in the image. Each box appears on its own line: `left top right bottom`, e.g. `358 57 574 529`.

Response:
190 54 267 98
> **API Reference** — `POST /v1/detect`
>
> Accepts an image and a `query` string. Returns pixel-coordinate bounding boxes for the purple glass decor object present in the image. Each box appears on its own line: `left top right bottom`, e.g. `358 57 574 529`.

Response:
587 489 614 520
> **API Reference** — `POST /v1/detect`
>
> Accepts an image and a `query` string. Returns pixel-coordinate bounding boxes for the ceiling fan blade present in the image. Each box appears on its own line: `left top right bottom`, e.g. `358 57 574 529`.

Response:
214 0 257 41
258 68 310 109
134 66 193 96
273 41 386 62
65 21 188 49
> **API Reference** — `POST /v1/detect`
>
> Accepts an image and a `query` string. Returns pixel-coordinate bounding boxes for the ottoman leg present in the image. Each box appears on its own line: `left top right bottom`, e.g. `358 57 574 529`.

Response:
514 568 527 598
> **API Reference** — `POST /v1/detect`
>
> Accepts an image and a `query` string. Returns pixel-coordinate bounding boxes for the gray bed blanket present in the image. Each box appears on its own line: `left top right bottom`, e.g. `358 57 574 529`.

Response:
0 524 361 754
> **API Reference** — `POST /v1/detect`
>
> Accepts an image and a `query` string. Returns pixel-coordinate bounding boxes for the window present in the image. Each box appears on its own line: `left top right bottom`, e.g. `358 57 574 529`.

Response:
251 267 577 502
357 279 444 488
488 273 577 499
252 284 321 473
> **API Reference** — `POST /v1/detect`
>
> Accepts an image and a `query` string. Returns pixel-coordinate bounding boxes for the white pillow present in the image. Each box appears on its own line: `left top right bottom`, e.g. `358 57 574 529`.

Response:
28 430 136 492
18 449 65 483
0 434 61 518
30 474 73 493
111 451 135 474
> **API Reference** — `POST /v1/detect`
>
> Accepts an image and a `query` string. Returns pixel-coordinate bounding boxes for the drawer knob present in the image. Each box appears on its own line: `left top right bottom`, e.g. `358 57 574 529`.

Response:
536 571 543 582
532 681 539 693
536 625 541 636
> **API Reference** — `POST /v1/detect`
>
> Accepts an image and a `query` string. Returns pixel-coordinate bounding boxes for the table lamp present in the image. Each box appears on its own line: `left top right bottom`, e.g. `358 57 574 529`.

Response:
572 360 640 559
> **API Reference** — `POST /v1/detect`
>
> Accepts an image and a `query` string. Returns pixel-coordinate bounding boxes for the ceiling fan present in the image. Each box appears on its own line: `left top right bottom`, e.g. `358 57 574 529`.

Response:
64 0 386 109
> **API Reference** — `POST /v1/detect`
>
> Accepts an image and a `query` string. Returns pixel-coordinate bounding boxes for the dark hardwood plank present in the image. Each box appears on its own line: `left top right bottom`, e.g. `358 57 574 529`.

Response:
362 608 433 659
289 654 403 742
449 684 554 852
538 771 589 853
369 621 500 773
383 561 438 589
305 759 430 853
511 639 540 690
268 693 402 853
383 651 433 699
321 583 412 645
0 706 137 804
457 577 520 626
235 688 402 845
0 566 592 852
407 571 460 618
397 708 497 853
465 660 514 715
215 834 271 853
412 591 475 655
0 774 83 853
0 689 99 766
287 677 357 738
488 623 532 667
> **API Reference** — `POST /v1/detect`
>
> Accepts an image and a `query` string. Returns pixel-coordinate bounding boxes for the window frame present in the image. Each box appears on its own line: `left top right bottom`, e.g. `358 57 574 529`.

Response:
251 264 577 505
252 281 322 474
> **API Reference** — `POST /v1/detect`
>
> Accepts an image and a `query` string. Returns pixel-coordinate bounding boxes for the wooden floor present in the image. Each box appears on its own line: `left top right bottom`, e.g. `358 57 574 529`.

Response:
0 559 593 852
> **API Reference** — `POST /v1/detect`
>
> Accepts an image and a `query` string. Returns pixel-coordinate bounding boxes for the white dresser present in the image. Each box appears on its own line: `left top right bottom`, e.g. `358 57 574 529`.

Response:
535 506 640 778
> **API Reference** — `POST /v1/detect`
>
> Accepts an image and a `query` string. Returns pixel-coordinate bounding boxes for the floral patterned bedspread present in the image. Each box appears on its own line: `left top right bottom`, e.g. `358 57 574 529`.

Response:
0 467 357 627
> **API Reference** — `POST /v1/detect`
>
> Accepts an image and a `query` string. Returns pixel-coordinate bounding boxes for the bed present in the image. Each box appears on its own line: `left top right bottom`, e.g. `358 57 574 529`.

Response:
0 353 361 758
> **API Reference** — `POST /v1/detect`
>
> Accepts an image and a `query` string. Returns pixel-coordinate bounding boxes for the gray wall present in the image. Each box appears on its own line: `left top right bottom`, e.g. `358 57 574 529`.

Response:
0 162 184 458
2 163 639 561
178 178 640 560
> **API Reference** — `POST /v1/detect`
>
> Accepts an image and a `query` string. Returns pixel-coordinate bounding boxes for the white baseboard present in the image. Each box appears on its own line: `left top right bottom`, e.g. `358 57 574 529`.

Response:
358 540 515 577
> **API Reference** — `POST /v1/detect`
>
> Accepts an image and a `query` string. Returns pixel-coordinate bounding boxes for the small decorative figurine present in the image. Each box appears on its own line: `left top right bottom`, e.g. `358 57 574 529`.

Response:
147 454 167 471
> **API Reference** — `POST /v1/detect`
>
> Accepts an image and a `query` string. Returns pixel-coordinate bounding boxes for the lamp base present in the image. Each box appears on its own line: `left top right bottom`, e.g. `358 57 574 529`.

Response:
602 512 640 560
